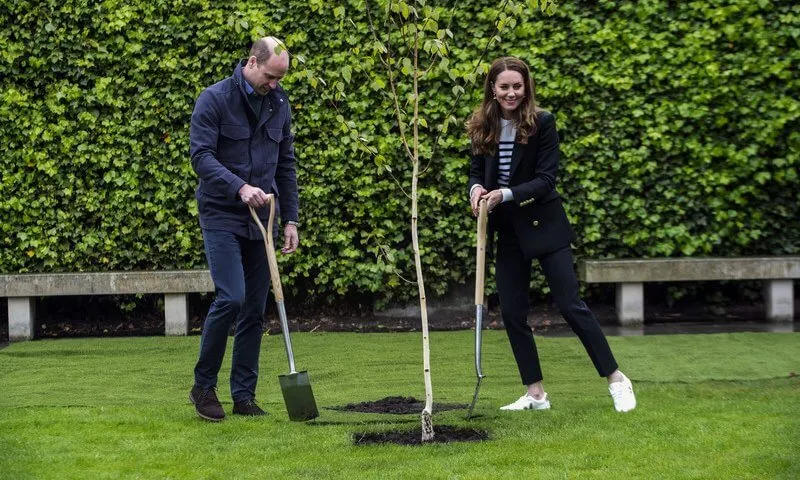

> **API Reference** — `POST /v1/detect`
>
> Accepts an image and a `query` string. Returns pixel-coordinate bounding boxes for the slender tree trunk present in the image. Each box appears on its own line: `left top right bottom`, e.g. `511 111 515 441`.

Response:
411 36 434 443
413 161 434 442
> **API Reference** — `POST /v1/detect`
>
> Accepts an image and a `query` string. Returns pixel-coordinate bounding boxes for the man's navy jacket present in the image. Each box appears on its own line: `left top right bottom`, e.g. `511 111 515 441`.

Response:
190 61 298 239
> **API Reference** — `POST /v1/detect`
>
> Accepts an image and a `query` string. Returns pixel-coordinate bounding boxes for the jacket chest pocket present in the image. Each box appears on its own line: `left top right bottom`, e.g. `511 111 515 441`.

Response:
261 128 282 164
218 124 251 164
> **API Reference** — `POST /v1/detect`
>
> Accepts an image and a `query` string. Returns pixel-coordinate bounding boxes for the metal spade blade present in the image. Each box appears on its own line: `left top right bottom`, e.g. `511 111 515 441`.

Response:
466 199 488 420
250 201 319 421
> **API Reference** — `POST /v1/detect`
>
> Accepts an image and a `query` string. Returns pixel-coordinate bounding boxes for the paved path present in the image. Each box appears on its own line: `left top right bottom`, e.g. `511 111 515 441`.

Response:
535 320 798 337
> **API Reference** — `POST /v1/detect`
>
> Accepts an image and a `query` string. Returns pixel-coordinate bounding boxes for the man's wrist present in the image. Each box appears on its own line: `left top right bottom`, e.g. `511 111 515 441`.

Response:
284 220 300 227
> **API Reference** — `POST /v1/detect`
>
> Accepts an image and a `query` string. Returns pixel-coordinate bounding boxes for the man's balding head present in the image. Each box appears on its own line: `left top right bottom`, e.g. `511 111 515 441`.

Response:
243 36 290 96
249 36 288 64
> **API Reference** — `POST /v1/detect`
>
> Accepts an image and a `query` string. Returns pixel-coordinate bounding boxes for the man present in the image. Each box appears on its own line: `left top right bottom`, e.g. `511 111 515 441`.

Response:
188 36 300 421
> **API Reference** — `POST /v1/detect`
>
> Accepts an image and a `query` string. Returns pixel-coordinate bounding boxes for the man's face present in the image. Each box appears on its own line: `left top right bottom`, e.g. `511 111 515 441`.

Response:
244 53 289 96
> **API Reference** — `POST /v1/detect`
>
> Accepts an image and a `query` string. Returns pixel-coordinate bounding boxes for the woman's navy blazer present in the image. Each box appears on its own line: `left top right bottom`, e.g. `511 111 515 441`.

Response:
468 111 575 259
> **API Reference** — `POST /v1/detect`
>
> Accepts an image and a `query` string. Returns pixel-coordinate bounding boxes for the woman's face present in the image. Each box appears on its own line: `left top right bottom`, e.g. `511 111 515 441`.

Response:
492 69 525 118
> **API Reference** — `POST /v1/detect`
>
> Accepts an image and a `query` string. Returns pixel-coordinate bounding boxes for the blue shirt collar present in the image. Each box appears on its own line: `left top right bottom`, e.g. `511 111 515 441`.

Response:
244 78 255 95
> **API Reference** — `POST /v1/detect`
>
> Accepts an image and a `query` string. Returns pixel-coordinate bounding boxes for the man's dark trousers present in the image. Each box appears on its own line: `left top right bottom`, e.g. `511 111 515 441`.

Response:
496 233 618 385
194 229 270 402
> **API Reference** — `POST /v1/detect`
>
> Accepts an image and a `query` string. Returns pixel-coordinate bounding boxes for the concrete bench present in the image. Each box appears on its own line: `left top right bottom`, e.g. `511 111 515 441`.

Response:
578 257 799 325
0 270 214 341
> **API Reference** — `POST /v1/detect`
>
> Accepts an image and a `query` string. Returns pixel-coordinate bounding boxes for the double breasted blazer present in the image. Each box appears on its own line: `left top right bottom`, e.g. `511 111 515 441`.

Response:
468 110 575 259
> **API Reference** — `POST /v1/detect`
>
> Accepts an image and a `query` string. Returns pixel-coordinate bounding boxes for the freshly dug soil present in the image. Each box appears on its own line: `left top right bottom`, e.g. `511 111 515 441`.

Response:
353 425 488 445
329 396 467 414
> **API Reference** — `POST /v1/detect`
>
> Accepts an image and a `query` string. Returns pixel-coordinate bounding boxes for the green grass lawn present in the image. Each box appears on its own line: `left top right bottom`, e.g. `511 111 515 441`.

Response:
1 330 798 479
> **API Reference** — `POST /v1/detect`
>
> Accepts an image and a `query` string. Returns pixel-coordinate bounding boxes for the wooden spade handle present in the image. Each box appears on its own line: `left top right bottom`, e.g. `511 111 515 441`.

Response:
475 199 488 305
249 196 283 302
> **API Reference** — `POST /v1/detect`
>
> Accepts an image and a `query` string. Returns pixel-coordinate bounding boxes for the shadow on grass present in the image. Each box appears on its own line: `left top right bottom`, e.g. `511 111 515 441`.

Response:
306 418 418 427
326 396 468 414
633 375 799 384
353 425 490 445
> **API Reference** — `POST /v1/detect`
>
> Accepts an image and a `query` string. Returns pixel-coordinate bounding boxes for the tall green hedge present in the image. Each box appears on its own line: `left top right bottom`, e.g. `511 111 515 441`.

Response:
1 0 797 307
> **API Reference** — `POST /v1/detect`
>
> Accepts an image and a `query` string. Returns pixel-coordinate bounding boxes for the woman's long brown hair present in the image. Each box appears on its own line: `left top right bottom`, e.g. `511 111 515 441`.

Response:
466 56 539 156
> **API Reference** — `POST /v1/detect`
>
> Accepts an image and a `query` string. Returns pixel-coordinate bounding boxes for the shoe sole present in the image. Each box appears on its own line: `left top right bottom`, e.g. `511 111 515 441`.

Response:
189 392 225 422
196 411 225 422
500 404 551 411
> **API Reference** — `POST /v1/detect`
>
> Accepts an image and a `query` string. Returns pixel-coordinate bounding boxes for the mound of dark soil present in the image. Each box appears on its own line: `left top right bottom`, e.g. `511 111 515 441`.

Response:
354 425 488 445
329 396 467 414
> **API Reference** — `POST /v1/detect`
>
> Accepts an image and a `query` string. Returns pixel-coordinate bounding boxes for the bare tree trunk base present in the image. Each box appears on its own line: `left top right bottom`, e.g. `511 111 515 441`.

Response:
421 409 435 442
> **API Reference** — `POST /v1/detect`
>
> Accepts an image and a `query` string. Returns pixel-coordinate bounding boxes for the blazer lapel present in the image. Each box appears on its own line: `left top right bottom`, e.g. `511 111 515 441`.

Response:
507 142 525 180
485 154 498 189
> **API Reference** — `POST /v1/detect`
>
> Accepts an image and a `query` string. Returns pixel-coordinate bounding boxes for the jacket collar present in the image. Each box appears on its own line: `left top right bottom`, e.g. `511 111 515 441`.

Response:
232 60 278 128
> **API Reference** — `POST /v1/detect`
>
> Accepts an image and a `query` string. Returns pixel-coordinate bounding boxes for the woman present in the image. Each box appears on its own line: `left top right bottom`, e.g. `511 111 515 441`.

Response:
466 56 636 412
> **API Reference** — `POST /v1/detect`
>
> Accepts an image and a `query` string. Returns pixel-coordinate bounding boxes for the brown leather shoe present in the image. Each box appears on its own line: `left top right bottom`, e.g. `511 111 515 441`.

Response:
232 399 267 416
189 386 225 422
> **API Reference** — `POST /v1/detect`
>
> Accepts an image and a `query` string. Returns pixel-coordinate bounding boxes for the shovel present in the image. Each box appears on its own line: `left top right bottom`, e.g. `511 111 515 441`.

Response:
466 198 489 420
250 198 319 422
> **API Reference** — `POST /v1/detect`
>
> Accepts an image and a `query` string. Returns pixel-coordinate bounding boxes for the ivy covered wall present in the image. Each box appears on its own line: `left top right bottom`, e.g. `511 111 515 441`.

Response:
1 0 797 307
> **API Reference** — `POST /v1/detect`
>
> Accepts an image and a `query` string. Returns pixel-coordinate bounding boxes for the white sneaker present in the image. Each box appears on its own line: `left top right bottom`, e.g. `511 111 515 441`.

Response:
500 393 551 411
609 373 636 412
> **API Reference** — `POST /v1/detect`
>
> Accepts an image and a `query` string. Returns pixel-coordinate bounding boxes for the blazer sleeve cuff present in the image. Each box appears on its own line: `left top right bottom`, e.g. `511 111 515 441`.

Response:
469 184 483 199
